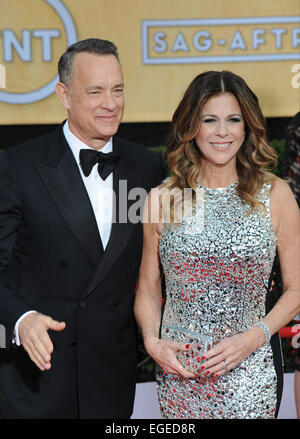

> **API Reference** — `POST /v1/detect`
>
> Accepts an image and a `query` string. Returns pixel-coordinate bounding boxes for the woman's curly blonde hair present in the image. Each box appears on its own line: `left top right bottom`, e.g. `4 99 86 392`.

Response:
162 70 277 218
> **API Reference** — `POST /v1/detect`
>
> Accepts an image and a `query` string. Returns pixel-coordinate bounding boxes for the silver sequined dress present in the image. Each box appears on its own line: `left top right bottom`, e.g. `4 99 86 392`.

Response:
157 181 279 419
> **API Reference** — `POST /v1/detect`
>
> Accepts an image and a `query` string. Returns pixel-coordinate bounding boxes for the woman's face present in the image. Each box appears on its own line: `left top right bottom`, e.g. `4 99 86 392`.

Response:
195 93 245 167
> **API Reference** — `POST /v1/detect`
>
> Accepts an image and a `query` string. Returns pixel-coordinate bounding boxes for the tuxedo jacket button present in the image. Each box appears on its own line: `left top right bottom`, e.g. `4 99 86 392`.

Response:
79 301 87 309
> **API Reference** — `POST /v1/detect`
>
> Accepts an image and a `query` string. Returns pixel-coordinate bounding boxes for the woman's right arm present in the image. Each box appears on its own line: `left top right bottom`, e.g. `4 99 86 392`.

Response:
134 189 195 378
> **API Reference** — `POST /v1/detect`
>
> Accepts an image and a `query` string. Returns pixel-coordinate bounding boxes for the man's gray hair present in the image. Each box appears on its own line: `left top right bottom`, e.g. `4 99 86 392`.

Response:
58 38 120 87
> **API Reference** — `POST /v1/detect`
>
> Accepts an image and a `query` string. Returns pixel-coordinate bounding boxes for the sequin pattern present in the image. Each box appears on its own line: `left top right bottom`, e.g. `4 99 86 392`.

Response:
157 182 278 419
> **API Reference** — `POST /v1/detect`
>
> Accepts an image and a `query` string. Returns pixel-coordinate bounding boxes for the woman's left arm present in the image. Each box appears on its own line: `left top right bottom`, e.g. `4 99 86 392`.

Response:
202 179 300 377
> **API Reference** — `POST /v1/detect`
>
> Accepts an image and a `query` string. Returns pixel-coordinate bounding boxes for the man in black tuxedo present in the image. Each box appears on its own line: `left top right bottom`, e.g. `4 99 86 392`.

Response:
0 38 163 418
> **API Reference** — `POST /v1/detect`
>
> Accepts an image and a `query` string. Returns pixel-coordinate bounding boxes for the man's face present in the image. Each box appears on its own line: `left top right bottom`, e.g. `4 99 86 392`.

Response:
57 53 124 149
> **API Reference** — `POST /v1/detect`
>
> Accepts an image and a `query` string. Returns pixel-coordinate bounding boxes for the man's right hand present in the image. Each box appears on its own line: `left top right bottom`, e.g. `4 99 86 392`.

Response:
18 312 66 371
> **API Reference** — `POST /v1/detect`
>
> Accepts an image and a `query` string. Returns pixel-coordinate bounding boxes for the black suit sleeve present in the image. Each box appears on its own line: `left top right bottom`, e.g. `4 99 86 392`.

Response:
153 152 167 188
0 151 33 348
159 153 167 184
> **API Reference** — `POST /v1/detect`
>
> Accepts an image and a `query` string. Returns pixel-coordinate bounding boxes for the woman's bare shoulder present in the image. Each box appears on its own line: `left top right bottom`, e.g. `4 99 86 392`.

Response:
270 177 297 204
270 177 300 235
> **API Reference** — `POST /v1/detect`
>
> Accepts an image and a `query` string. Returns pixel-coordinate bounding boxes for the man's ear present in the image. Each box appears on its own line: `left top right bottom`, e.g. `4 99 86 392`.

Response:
56 82 70 110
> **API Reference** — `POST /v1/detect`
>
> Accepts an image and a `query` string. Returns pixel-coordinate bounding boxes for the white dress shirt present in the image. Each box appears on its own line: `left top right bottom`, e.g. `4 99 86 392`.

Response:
63 120 114 249
14 120 114 345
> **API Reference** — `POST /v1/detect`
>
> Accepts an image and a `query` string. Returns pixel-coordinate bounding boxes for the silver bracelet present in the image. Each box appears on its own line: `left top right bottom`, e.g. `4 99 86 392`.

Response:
253 321 271 345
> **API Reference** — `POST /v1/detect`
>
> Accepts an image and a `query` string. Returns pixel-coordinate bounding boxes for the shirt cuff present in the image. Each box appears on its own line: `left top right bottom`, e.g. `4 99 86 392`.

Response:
13 310 37 346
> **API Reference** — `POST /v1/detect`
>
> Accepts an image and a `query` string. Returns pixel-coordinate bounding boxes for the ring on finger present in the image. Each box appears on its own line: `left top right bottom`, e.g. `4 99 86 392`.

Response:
224 359 229 371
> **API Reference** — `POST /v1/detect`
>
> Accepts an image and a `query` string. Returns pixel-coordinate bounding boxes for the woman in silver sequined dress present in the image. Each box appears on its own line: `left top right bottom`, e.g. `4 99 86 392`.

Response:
134 71 300 419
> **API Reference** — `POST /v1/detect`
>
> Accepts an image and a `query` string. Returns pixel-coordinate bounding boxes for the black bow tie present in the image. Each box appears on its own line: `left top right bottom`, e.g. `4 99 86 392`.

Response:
79 149 121 180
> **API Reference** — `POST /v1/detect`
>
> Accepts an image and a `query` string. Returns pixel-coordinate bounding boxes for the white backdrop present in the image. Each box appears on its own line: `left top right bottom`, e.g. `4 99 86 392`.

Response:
132 373 297 419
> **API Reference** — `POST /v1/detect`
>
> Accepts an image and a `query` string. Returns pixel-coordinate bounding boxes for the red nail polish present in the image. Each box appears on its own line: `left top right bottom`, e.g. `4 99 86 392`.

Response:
185 344 190 349
201 356 206 360
205 371 210 375
200 365 205 370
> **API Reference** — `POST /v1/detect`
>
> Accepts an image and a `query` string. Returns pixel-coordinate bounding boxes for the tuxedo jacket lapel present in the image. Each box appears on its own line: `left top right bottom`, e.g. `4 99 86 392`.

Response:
82 137 140 298
35 128 141 297
35 127 104 268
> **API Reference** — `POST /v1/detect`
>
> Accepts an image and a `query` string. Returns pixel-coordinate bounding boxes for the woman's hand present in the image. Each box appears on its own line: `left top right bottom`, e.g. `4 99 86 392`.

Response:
200 327 265 377
144 337 197 379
